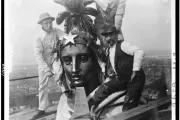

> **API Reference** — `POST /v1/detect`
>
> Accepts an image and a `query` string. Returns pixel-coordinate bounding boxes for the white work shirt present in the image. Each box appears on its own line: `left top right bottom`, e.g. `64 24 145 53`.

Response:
109 44 117 73
109 41 145 72
35 28 65 74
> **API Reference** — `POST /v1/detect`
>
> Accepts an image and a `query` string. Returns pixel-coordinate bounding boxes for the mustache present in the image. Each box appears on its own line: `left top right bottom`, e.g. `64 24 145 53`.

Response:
47 27 52 29
107 39 114 43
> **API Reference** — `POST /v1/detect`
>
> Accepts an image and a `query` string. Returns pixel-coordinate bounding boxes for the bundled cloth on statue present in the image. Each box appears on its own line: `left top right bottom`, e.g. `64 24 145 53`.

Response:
54 0 97 38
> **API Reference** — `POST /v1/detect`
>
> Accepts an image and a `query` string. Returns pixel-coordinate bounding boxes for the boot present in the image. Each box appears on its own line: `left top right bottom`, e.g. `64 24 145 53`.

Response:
122 95 139 112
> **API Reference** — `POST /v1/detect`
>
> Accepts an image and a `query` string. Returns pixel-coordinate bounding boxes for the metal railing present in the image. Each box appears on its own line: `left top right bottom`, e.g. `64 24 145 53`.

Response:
9 76 38 82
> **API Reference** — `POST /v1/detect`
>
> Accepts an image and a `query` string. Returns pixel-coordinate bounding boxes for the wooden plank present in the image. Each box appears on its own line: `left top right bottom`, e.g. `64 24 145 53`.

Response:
10 106 58 120
73 87 90 120
104 96 171 120
158 108 171 120
36 113 56 120
10 95 170 120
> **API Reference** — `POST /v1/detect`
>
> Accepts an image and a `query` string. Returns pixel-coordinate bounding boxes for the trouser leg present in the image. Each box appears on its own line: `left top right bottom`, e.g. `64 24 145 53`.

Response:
89 69 145 111
39 77 50 111
89 77 127 107
122 70 146 111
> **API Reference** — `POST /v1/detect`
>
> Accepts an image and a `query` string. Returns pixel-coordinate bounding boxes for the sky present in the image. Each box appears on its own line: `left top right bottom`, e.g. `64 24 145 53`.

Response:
6 0 172 67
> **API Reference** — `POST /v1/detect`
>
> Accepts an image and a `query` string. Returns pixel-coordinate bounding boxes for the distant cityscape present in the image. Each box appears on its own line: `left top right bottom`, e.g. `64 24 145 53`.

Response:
9 56 172 115
9 80 61 115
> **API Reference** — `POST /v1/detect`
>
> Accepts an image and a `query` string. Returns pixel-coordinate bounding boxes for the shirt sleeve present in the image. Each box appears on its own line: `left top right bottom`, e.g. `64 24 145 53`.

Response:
120 41 145 71
93 0 109 11
115 0 126 31
35 37 51 73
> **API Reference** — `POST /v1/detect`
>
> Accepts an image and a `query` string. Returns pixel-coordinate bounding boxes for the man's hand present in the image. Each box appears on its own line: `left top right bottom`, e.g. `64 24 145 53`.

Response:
56 80 62 85
46 71 54 77
130 71 136 81
131 71 141 81
118 33 124 41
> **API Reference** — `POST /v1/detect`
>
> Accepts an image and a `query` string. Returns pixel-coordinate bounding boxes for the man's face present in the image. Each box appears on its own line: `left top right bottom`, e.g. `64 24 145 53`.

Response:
41 19 53 33
61 44 93 87
104 32 118 47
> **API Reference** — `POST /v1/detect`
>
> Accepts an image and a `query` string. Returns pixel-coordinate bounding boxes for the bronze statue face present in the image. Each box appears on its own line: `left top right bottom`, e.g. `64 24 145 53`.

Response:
61 44 93 87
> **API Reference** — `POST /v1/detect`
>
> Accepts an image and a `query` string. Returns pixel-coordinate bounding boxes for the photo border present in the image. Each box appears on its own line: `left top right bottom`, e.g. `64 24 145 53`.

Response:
3 0 177 120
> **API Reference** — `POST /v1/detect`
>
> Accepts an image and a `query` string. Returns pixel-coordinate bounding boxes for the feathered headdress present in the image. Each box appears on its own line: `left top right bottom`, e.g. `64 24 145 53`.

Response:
55 0 97 38
54 0 101 60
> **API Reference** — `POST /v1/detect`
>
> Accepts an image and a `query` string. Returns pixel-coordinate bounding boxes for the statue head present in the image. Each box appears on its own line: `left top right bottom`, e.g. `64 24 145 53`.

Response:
58 31 100 87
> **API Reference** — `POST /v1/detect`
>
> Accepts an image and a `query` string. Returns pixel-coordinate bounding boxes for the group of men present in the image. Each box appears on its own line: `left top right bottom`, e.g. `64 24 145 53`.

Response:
33 0 145 119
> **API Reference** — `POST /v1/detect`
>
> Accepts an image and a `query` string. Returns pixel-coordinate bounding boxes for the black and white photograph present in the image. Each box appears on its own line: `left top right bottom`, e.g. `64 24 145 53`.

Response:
5 0 175 120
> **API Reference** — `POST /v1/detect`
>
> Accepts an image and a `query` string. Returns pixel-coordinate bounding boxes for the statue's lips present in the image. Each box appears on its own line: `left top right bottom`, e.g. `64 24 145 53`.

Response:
72 75 83 85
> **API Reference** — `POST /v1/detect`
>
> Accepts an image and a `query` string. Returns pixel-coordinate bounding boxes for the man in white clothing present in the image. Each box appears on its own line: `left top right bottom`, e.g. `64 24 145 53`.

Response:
32 13 65 119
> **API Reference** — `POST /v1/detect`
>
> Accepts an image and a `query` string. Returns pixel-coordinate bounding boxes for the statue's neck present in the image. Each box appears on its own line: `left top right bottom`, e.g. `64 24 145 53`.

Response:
83 72 100 96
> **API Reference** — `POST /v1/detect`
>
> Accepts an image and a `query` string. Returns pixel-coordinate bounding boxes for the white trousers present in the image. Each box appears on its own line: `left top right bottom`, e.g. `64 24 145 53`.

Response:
38 74 54 111
38 59 63 111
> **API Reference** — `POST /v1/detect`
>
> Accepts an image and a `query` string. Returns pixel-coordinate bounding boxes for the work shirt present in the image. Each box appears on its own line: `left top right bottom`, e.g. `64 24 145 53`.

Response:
108 41 145 72
94 0 126 30
35 28 65 76
54 0 126 32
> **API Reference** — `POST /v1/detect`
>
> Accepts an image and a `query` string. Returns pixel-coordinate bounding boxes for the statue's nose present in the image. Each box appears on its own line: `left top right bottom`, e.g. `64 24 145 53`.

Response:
72 57 77 73
72 57 80 74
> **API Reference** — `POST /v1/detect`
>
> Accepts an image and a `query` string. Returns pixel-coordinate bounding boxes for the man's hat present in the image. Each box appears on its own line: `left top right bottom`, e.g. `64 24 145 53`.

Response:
101 24 120 36
37 13 55 24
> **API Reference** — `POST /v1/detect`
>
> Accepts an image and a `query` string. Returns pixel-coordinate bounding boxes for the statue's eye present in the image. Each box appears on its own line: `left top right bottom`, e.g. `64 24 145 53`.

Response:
62 56 72 65
78 54 91 63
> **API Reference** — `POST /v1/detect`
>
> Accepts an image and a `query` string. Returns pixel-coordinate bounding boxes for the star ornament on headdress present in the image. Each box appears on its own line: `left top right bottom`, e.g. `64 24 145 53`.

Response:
63 32 77 45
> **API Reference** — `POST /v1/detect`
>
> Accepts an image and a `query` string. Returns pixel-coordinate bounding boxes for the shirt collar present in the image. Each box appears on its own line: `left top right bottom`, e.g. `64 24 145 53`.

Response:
109 42 117 49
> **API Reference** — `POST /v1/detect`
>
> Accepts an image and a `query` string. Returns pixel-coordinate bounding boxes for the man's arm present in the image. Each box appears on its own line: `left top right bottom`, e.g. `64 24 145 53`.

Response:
35 38 53 75
115 0 126 30
120 41 145 71
93 0 109 11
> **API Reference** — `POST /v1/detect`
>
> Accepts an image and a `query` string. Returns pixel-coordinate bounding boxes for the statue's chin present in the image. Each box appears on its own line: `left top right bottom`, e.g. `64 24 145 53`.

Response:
73 80 84 87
